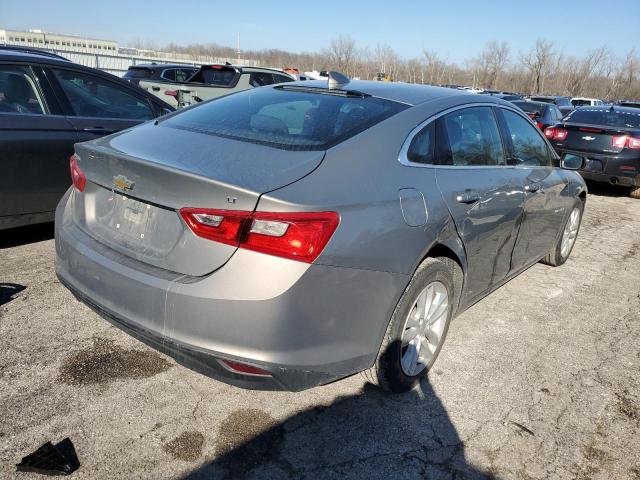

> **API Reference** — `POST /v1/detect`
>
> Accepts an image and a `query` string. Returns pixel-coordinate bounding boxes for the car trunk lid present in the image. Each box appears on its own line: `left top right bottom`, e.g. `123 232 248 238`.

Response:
72 122 325 276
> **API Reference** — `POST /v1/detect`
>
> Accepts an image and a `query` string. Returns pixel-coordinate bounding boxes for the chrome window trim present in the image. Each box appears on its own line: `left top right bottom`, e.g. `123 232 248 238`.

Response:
398 102 556 169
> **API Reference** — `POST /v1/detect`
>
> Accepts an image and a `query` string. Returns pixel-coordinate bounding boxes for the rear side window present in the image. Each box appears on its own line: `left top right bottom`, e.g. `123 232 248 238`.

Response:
162 86 408 150
501 110 552 167
565 109 640 129
51 69 154 120
0 65 46 115
441 107 505 166
407 122 435 164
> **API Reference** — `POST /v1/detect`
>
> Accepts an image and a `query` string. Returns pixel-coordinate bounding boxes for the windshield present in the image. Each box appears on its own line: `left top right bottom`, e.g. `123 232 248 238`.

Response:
162 86 408 150
565 109 640 129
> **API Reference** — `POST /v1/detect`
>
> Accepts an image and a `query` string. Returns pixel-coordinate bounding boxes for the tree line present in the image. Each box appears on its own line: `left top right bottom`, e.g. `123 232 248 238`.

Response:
132 36 640 100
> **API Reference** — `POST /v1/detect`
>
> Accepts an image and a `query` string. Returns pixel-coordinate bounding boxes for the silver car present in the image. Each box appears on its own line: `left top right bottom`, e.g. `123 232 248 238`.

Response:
55 76 587 392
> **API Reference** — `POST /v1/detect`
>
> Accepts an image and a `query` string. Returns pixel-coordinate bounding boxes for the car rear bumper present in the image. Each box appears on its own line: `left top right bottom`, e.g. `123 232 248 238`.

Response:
555 149 640 187
55 190 408 391
578 170 639 187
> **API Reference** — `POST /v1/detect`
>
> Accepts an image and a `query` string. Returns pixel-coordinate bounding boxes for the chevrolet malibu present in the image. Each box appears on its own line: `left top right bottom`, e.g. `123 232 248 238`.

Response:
55 76 587 392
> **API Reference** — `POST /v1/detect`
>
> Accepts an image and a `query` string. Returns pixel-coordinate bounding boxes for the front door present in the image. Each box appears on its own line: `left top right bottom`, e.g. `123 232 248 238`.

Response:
45 67 156 142
497 108 572 270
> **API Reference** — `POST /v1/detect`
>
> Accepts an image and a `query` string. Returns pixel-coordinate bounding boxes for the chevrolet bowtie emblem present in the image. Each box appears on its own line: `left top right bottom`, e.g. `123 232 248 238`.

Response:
582 136 596 141
112 175 135 191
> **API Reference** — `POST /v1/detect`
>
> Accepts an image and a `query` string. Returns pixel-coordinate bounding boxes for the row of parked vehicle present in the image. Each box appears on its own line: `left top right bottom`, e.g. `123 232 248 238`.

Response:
2 45 639 235
486 93 640 198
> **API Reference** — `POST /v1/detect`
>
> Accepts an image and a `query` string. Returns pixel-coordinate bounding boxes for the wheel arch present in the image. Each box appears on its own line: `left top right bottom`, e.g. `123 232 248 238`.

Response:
418 241 465 316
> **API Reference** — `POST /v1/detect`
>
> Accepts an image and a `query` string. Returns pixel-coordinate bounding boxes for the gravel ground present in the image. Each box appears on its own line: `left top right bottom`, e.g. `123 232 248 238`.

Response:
1 183 639 480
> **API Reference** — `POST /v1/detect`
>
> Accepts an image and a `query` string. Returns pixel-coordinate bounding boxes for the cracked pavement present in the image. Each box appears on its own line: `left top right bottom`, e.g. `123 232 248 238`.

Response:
1 183 639 479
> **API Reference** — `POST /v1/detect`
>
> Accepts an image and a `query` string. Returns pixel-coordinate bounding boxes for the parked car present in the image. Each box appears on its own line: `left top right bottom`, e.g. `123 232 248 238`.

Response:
529 95 574 116
0 47 174 230
571 97 604 107
123 63 199 86
56 76 586 392
545 105 640 198
511 100 564 130
140 64 294 108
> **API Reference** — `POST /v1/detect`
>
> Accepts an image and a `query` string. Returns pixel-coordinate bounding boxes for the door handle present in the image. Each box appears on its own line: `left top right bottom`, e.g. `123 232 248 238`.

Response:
82 127 115 135
456 191 481 204
152 86 160 91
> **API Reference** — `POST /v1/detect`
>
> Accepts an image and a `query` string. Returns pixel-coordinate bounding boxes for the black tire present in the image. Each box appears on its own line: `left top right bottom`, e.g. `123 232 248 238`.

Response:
630 185 640 199
541 198 584 267
363 257 456 393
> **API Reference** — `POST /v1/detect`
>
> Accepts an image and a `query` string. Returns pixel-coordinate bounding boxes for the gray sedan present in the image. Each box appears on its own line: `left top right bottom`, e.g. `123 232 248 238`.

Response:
55 76 586 392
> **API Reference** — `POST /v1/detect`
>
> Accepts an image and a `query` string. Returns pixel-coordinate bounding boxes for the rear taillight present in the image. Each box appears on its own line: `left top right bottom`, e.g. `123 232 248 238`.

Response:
180 209 340 263
69 154 86 192
612 135 640 149
180 209 247 247
164 90 177 97
544 128 568 141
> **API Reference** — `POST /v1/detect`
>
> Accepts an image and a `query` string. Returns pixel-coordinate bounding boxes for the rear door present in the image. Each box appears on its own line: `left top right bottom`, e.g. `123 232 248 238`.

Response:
0 63 78 222
497 107 571 270
434 106 526 301
45 66 157 142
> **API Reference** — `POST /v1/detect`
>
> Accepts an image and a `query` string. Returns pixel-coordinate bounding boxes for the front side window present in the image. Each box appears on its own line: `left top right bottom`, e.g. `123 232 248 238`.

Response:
501 109 552 167
51 69 154 120
441 107 505 166
0 65 46 115
162 86 408 150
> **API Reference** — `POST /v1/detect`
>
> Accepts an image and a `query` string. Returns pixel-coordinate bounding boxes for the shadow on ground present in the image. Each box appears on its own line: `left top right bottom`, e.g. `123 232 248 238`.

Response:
0 283 26 306
0 222 54 249
585 180 632 198
182 369 491 479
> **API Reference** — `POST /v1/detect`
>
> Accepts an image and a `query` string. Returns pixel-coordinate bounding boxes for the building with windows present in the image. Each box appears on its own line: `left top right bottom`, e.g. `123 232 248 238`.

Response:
0 28 118 54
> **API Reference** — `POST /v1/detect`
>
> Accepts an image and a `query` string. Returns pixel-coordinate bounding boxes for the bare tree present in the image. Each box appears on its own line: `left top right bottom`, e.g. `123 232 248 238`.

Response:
323 35 357 76
521 39 555 94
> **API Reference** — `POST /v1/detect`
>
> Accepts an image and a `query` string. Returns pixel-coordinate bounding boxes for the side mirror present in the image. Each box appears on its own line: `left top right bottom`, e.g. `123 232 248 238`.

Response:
561 154 584 170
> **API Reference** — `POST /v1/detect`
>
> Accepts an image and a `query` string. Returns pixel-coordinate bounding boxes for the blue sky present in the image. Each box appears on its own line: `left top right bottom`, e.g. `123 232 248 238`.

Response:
3 0 639 63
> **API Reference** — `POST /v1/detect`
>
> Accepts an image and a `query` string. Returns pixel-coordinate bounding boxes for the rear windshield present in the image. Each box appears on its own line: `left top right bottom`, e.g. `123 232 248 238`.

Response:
512 102 545 116
530 97 554 104
124 68 152 79
162 86 408 150
566 109 640 129
571 99 592 107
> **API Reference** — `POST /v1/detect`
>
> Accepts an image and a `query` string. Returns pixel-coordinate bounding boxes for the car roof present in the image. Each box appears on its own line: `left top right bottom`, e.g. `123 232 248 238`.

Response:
0 47 73 65
128 63 198 69
281 80 481 106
